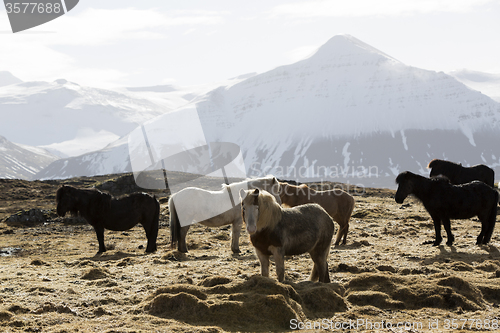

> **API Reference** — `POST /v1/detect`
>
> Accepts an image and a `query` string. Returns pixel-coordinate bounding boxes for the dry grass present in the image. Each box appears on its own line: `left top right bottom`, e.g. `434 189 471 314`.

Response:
1 174 500 332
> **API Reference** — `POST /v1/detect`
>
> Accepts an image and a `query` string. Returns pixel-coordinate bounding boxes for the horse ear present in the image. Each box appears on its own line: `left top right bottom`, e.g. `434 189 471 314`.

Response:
239 188 246 200
252 188 259 205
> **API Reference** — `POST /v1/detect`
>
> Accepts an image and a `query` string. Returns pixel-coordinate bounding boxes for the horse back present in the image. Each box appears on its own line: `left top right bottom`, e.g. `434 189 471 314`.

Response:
104 193 158 231
469 165 495 187
279 204 334 255
428 181 497 219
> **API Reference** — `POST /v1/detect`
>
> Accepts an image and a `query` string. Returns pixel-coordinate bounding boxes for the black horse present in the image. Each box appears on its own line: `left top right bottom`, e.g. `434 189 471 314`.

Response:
56 185 160 253
428 159 495 187
395 171 498 246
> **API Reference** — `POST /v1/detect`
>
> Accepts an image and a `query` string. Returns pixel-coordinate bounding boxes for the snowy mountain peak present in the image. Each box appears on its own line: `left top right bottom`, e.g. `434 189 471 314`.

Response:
0 71 22 87
308 34 399 64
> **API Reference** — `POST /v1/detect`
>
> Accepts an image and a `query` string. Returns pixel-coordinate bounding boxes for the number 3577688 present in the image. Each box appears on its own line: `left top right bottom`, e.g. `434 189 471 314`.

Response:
5 2 62 14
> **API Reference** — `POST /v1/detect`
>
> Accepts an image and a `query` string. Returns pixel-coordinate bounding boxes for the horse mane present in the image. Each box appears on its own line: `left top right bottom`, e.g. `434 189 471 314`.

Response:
395 171 411 184
221 175 276 191
432 175 451 184
57 185 112 217
427 159 461 169
257 190 282 231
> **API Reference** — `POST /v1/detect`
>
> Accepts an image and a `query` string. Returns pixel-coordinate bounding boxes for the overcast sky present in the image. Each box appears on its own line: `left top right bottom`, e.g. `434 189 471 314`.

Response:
1 0 499 88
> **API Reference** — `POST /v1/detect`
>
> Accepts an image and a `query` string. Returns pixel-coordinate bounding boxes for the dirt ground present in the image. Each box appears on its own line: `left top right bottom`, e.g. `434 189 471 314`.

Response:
1 174 500 332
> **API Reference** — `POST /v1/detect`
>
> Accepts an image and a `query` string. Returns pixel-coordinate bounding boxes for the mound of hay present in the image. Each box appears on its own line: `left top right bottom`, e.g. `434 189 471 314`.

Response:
0 310 14 321
81 267 110 280
144 276 314 331
296 283 348 318
345 273 485 311
144 275 349 331
198 276 232 288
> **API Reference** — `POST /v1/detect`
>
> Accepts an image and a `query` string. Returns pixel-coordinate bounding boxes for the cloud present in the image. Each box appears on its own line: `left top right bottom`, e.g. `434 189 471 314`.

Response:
0 7 228 85
268 0 493 18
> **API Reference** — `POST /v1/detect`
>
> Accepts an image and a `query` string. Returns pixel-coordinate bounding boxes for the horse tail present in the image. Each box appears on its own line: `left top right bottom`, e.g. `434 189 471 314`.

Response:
169 197 180 249
484 190 499 243
153 195 160 236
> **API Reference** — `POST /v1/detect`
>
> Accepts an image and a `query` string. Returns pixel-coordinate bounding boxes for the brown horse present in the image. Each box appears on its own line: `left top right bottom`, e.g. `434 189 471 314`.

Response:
278 182 354 245
56 185 160 253
240 188 334 283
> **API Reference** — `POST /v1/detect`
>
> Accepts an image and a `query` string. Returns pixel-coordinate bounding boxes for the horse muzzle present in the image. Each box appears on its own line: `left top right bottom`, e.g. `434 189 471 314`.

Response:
246 225 257 235
56 206 67 217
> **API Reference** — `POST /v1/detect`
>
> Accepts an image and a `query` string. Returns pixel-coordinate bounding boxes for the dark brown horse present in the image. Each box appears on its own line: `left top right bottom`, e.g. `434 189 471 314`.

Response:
395 171 498 246
428 159 495 187
56 185 160 253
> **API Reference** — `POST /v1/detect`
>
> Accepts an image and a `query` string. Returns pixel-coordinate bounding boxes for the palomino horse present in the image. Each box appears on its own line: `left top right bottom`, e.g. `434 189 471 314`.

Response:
169 176 281 253
279 182 354 245
56 185 160 253
240 188 334 283
395 171 498 246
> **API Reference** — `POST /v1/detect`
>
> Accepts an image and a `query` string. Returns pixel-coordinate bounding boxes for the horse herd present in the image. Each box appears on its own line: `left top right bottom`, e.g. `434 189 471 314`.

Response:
55 159 499 283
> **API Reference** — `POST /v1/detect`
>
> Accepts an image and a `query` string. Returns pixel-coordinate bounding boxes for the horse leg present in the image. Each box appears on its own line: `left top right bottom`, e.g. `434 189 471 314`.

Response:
144 221 158 253
93 225 106 253
423 215 442 246
231 218 242 254
476 219 487 245
333 221 345 246
269 246 285 282
341 221 349 245
441 217 454 246
178 225 190 253
256 249 270 278
480 206 497 245
309 246 330 283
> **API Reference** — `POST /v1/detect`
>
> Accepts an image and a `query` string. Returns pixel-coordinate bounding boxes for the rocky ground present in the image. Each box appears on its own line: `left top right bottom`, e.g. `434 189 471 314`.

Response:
1 173 500 332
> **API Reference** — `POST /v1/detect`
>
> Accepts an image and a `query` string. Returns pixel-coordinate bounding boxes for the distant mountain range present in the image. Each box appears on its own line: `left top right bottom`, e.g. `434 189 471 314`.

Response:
0 135 58 179
32 35 500 188
2 35 500 187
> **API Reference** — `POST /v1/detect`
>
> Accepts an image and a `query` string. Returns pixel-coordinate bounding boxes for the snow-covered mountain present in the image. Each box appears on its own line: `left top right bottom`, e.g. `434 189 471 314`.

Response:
449 69 500 103
0 77 191 157
35 35 500 188
0 71 22 87
0 135 59 179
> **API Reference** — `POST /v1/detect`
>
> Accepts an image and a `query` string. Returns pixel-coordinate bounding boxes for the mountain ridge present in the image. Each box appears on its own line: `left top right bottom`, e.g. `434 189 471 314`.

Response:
22 35 500 186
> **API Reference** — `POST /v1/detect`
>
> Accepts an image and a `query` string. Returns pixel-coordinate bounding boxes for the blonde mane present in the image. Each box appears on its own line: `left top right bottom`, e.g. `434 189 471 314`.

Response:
257 190 283 231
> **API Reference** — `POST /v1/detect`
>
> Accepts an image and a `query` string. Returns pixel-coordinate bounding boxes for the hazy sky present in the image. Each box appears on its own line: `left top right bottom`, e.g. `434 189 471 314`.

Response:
1 0 499 88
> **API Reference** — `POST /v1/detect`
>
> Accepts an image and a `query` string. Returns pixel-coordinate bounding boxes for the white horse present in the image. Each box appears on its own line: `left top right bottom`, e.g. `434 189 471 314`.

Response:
169 176 281 253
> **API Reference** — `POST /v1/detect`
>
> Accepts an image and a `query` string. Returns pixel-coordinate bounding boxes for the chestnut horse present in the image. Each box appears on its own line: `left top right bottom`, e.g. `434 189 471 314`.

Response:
240 188 334 283
279 182 354 245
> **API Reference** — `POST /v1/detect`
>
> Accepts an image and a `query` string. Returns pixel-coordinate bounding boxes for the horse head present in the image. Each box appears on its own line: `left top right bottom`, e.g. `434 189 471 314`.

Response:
239 188 260 234
56 185 79 217
395 172 413 204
